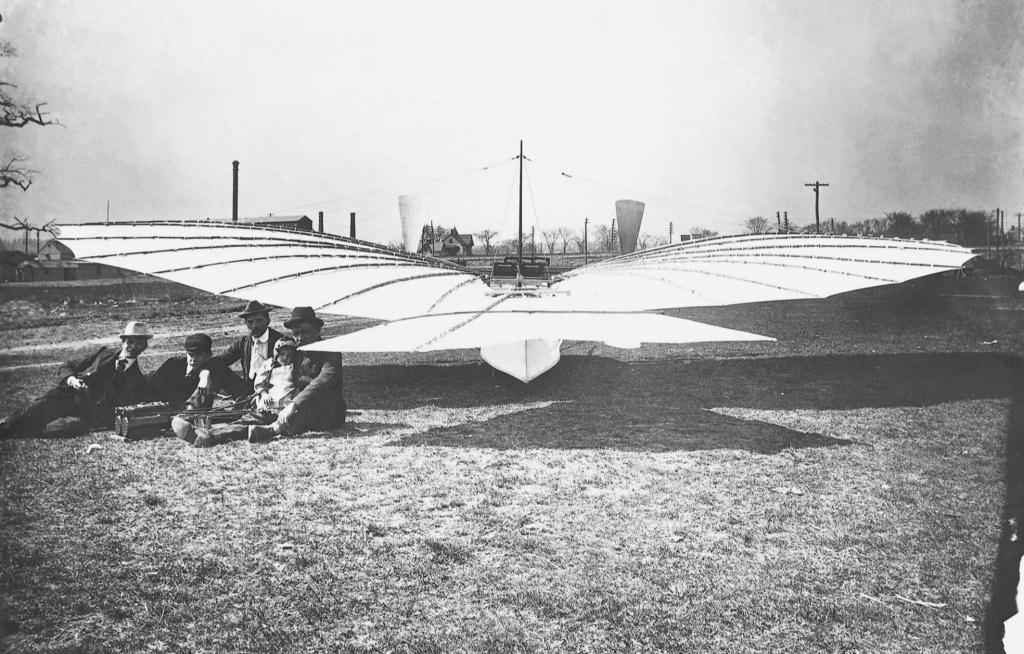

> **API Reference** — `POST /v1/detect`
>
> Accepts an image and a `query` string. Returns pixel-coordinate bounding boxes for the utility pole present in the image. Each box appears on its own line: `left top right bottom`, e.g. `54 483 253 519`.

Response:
804 181 830 233
232 161 239 222
583 217 589 264
994 208 1001 262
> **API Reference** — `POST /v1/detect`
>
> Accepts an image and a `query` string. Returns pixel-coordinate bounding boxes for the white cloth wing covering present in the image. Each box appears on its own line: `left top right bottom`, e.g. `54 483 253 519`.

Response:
56 223 974 382
56 221 490 322
554 234 976 312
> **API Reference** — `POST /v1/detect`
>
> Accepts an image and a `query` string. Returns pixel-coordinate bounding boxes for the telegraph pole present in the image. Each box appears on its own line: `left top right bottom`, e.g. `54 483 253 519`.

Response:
804 181 829 233
583 217 589 264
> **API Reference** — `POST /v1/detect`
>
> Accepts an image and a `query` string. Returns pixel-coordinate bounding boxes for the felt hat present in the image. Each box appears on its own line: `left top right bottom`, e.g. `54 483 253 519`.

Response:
283 306 324 329
238 300 272 319
120 321 153 339
183 333 213 353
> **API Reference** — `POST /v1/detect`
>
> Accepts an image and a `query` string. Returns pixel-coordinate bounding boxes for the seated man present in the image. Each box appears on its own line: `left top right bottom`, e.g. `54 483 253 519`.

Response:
175 307 346 447
0 321 153 438
146 333 236 410
217 300 282 396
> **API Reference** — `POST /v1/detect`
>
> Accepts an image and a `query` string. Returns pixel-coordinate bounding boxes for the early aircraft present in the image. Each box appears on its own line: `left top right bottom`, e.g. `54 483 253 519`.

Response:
55 221 975 382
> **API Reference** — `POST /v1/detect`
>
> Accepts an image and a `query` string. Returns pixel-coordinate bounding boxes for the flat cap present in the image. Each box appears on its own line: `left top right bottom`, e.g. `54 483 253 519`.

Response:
183 333 213 353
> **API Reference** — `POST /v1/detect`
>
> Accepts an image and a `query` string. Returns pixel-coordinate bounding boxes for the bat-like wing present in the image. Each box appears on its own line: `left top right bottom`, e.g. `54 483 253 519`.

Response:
57 224 975 382
56 221 491 321
551 234 977 312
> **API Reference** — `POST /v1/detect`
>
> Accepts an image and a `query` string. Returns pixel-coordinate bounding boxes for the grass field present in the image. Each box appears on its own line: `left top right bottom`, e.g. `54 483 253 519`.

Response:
1 274 1022 653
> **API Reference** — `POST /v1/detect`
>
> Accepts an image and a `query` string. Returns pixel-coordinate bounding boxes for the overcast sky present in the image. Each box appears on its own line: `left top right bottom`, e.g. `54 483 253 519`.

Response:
2 0 1021 243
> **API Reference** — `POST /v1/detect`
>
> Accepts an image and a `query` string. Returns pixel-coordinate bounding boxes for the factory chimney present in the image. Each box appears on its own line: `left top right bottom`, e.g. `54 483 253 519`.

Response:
318 211 324 233
231 161 239 222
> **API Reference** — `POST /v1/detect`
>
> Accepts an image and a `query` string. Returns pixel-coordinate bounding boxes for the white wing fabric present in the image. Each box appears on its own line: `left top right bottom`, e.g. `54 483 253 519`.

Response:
56 223 975 381
551 234 976 312
56 221 491 321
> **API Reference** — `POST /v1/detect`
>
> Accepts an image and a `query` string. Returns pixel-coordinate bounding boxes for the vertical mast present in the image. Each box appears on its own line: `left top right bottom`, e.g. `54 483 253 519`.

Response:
518 139 524 271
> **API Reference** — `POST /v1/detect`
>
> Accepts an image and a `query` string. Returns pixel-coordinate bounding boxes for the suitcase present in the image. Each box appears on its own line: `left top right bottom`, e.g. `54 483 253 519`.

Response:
114 402 172 440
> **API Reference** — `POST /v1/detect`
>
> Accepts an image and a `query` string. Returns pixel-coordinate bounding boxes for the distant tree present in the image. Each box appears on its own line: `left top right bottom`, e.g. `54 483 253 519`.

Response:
555 227 574 253
919 209 960 242
690 227 719 239
744 216 770 234
884 211 919 239
593 225 617 253
540 229 559 254
497 238 519 255
476 229 498 255
1 30 58 191
952 210 990 247
637 233 669 250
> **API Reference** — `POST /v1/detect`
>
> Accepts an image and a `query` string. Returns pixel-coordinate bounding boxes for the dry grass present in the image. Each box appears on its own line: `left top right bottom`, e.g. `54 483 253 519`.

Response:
0 274 1020 653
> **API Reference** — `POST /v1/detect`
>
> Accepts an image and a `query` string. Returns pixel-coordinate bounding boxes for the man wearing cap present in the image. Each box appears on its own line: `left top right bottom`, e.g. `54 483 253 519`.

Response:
0 321 153 438
146 333 236 410
190 307 346 446
218 300 282 395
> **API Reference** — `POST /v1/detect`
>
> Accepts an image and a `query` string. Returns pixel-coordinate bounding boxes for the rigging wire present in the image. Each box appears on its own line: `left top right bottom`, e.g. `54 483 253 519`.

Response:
268 155 518 215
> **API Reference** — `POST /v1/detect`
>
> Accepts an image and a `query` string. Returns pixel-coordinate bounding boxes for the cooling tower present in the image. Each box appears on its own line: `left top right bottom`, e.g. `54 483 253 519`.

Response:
615 199 645 254
398 195 427 253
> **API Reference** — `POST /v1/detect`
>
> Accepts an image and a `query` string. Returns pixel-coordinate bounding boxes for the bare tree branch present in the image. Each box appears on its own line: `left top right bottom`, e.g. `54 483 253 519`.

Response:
0 153 37 190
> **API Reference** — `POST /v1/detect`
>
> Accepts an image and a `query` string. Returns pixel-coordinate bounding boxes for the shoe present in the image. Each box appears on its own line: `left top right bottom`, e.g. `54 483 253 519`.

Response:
247 424 276 443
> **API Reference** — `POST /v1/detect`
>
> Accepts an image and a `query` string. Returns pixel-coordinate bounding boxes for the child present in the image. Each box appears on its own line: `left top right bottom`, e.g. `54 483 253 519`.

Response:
253 337 299 414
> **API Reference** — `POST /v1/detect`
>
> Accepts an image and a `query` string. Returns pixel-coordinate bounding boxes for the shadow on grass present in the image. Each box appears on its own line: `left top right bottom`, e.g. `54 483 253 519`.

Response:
342 351 1019 453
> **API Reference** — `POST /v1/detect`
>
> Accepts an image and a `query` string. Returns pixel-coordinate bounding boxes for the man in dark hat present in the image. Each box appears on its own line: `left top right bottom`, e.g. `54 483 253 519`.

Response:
191 307 346 446
0 321 154 438
217 300 282 395
147 333 236 410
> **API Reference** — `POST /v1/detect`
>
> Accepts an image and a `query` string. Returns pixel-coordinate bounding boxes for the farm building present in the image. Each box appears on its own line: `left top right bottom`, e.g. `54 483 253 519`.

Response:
440 228 475 256
33 240 133 282
417 226 475 257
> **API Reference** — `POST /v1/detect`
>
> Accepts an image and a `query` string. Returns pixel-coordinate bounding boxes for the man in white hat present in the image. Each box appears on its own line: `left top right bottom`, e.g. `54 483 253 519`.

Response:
0 321 153 438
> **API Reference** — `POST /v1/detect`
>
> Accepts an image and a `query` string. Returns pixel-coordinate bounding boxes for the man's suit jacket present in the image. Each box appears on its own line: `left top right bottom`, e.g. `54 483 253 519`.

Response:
57 346 148 424
145 356 237 410
217 327 283 388
290 346 346 431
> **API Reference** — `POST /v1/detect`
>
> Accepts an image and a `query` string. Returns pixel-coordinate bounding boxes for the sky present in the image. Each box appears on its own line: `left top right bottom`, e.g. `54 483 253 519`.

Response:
1 0 1022 244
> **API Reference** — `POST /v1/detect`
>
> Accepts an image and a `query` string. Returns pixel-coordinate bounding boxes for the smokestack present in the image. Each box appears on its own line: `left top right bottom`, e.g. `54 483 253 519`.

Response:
398 195 427 252
350 212 356 239
318 211 324 233
614 199 645 254
231 161 239 222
